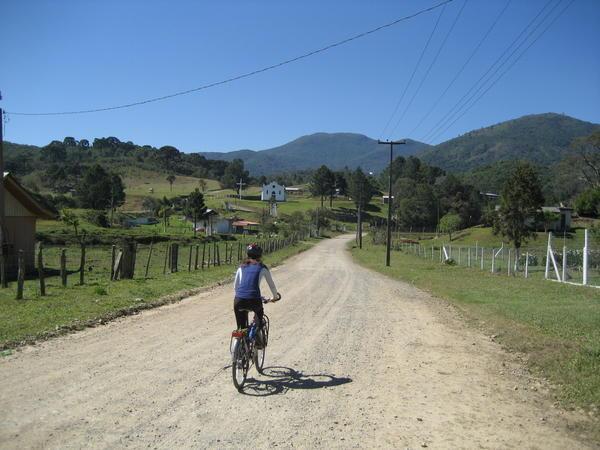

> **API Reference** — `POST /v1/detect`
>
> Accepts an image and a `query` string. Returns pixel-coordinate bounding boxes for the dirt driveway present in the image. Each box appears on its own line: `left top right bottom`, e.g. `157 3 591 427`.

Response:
0 235 595 449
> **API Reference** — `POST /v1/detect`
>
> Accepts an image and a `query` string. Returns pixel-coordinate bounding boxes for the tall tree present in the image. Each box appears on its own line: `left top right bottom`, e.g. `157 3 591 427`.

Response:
348 168 375 248
76 165 124 210
166 174 176 192
185 189 207 236
221 159 249 191
571 131 600 189
310 165 335 208
494 163 544 259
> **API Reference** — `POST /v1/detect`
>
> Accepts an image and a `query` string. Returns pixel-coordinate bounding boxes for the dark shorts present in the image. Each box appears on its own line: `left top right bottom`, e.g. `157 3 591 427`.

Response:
233 297 264 330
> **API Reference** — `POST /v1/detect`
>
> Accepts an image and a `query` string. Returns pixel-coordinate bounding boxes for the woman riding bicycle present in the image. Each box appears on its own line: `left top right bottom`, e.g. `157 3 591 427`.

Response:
233 243 281 345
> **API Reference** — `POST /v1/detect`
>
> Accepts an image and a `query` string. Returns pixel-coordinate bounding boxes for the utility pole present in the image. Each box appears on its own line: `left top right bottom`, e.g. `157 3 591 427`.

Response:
236 178 246 201
0 94 7 287
378 139 405 267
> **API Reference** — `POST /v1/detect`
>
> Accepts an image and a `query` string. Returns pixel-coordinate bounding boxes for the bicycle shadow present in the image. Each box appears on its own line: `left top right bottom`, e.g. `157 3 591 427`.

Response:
240 366 352 397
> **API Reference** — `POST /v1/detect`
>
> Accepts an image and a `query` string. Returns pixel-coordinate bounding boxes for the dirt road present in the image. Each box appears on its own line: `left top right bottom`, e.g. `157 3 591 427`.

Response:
0 235 594 449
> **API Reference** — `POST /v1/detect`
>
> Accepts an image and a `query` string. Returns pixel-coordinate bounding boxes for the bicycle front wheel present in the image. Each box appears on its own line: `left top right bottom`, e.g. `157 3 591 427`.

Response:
232 338 248 391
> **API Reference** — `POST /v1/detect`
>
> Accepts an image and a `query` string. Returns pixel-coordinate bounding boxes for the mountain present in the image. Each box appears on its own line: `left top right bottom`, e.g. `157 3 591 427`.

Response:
199 133 430 175
417 113 600 172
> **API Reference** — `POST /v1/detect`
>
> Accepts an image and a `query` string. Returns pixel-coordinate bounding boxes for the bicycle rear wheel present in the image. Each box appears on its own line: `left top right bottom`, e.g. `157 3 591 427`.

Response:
232 338 248 391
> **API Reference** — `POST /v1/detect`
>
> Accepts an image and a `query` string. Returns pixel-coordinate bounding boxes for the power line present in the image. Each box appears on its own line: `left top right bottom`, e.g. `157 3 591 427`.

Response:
430 0 575 143
427 0 565 143
378 4 446 139
388 0 468 139
420 0 558 142
7 0 454 117
408 0 512 136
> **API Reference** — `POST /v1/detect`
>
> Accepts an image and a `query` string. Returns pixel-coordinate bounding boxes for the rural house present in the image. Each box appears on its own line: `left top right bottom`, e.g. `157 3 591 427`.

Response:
2 172 55 271
261 181 287 202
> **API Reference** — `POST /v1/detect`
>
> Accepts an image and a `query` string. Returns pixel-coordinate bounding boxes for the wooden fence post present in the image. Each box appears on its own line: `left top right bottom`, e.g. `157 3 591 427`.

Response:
507 249 512 276
194 245 199 270
120 241 136 279
60 249 67 286
202 242 206 269
207 244 211 268
16 250 24 299
79 242 86 285
37 243 45 296
110 245 116 281
144 242 154 278
562 246 567 283
217 243 221 266
170 243 179 273
188 245 193 272
163 244 170 275
0 241 6 288
480 248 484 270
524 252 529 278
491 248 496 273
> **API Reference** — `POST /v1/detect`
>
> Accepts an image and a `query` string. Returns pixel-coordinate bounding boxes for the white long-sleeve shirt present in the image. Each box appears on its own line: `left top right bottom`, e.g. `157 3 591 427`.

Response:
233 266 278 299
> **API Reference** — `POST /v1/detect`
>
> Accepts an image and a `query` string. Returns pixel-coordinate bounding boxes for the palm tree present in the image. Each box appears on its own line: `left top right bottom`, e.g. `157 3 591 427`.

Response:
166 174 176 192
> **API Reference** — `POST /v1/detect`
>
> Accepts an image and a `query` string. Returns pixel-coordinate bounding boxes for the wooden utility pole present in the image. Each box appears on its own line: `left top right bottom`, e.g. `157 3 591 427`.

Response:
0 104 7 288
377 140 405 267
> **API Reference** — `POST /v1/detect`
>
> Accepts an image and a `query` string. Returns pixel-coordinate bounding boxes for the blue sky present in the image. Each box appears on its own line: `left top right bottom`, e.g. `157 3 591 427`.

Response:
1 0 599 153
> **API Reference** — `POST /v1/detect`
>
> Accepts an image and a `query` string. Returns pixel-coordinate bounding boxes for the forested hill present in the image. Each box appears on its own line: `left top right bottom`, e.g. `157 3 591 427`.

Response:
199 133 429 175
418 113 600 172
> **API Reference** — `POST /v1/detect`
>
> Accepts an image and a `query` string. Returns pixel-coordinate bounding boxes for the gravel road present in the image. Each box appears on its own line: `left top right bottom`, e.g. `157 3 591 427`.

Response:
0 235 595 449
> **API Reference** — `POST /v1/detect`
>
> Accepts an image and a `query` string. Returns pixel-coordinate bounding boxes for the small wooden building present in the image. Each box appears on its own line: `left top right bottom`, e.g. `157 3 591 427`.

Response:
2 173 55 270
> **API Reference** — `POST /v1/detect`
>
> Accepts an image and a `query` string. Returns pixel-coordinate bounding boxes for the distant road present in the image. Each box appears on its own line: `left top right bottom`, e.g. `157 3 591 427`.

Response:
0 236 593 448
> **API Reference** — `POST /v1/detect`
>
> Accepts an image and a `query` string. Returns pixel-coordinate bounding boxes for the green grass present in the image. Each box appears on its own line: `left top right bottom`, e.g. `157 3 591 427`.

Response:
350 240 600 414
122 168 221 211
0 238 316 349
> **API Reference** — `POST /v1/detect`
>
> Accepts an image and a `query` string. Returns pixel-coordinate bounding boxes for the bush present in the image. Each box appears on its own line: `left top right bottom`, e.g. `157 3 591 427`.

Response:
83 210 110 228
574 188 600 218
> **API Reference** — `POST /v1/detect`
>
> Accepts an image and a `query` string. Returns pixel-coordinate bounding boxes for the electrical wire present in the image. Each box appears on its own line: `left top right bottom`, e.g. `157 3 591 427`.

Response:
427 0 564 142
387 0 468 139
420 0 558 142
429 0 575 143
408 0 512 136
6 0 454 117
378 3 446 139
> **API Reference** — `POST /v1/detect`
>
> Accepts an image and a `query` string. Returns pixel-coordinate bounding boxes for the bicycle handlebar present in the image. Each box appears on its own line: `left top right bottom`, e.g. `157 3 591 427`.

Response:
262 293 282 303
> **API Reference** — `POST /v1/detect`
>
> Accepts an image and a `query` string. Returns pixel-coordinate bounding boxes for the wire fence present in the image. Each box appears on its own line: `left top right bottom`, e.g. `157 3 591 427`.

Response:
1 233 308 300
393 230 600 289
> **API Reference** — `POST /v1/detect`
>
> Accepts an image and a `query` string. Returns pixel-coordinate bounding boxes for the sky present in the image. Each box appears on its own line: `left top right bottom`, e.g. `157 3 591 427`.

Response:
1 0 599 153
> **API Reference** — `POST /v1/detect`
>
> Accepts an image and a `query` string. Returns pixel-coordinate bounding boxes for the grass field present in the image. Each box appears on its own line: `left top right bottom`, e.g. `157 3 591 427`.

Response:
122 168 221 211
0 237 317 350
351 240 600 415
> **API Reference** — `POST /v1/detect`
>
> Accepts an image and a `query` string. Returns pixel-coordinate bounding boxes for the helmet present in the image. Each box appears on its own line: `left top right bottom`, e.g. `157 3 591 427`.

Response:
246 243 263 259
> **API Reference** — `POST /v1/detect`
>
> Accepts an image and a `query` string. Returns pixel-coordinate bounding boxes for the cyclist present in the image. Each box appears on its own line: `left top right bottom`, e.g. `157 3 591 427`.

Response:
233 243 281 347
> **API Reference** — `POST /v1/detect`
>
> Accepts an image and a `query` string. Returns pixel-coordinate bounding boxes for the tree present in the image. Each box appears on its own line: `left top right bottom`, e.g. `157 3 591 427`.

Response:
541 210 560 233
76 165 123 210
166 174 176 192
63 137 77 147
334 172 348 197
397 184 437 230
41 141 67 163
439 213 461 241
221 159 249 191
198 179 207 192
310 165 335 208
78 139 90 149
571 131 600 189
493 163 544 258
574 188 600 218
60 209 79 237
185 189 207 236
109 174 126 223
348 168 375 209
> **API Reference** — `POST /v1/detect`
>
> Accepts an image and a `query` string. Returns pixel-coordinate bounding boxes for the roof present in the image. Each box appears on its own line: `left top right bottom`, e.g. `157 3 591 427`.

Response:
232 220 260 227
3 172 55 219
542 206 573 213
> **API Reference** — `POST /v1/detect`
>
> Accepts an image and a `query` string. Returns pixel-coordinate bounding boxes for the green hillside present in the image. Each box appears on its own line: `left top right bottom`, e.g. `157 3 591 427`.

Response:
418 113 600 172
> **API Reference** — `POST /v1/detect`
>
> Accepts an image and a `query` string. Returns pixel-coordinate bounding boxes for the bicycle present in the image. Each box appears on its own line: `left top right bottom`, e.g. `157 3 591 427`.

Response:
230 296 279 391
